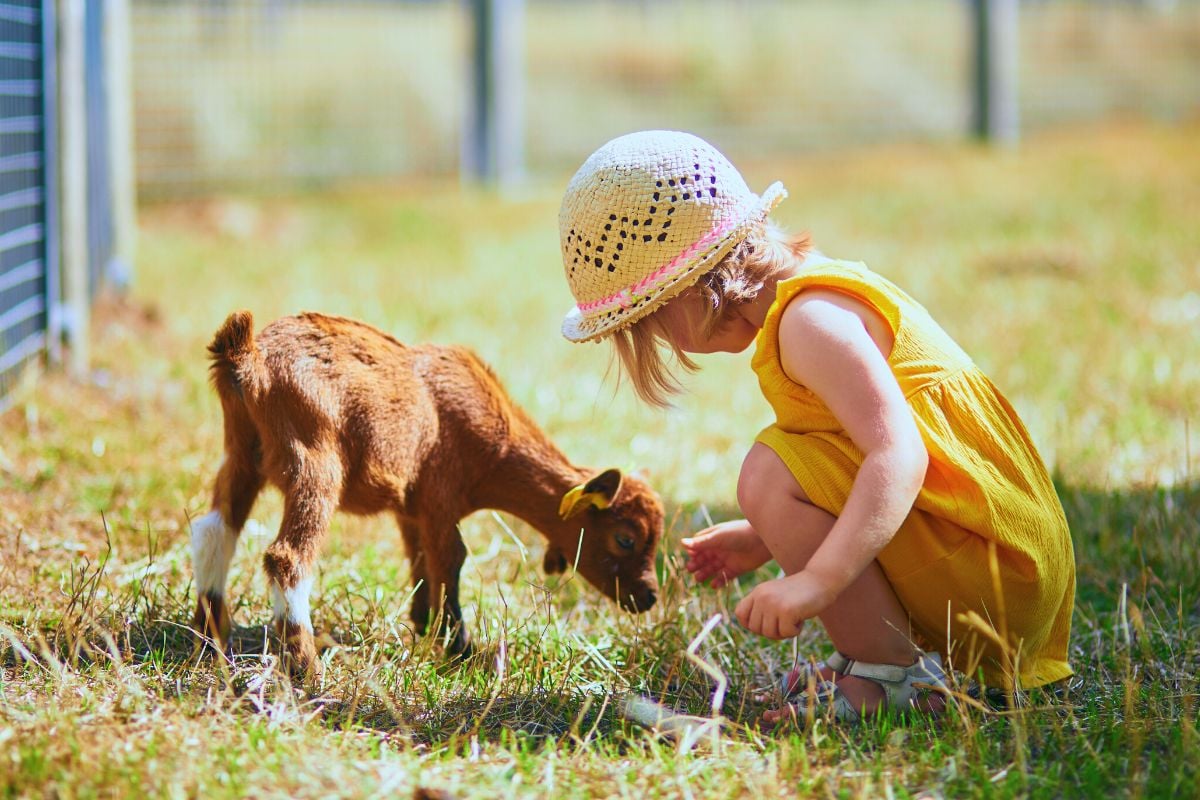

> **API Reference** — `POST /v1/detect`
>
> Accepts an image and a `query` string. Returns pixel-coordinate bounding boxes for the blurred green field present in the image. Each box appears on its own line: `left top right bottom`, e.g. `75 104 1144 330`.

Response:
1 121 1199 797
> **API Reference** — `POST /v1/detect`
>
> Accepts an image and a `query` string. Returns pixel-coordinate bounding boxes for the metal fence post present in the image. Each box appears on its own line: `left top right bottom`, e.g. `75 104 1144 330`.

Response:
105 0 135 289
464 0 524 186
970 0 1019 145
42 0 62 366
59 0 88 374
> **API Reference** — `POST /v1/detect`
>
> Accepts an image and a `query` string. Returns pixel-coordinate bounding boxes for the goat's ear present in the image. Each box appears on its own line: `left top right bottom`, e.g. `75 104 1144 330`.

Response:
543 546 568 575
558 468 623 519
582 468 623 503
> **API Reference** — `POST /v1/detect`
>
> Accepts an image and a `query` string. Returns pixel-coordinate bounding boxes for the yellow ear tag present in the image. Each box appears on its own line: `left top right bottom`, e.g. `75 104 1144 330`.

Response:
558 485 612 519
558 485 585 519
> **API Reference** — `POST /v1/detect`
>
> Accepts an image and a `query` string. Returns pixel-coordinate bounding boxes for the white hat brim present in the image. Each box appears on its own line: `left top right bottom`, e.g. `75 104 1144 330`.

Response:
561 181 787 343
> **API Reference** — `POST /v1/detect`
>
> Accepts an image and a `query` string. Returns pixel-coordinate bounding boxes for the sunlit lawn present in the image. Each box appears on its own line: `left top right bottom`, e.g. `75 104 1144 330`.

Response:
1 121 1198 797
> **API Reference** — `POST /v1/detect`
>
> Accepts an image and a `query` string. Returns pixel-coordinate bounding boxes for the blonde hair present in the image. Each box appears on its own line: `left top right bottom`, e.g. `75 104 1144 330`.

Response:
610 222 812 407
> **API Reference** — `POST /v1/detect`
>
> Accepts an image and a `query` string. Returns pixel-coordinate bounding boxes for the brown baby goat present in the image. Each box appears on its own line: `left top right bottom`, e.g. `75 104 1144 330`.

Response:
191 311 663 675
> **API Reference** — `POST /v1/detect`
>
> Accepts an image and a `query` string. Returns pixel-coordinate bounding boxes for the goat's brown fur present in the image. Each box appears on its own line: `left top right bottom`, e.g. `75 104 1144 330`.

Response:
191 311 663 676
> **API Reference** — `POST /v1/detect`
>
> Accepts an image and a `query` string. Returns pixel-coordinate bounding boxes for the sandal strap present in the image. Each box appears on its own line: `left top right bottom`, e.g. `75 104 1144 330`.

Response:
787 679 865 724
827 653 908 683
825 651 851 675
826 651 949 710
783 652 949 722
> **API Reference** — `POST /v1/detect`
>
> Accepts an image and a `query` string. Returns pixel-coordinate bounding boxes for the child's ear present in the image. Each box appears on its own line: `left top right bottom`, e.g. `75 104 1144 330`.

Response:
543 546 568 575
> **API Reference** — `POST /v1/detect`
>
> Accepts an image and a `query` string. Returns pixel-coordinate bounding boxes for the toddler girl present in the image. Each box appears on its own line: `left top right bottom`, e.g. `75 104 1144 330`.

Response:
556 131 1074 721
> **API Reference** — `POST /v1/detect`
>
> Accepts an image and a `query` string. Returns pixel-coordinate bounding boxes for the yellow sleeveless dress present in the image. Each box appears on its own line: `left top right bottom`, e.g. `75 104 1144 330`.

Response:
751 256 1074 689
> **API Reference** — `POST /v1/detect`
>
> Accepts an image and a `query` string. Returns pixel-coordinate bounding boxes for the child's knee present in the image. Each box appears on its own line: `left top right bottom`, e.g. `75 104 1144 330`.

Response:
738 443 808 513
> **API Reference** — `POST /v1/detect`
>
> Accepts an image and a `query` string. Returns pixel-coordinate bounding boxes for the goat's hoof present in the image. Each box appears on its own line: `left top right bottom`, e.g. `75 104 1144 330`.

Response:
446 637 474 662
192 594 232 659
277 621 323 681
314 630 340 653
191 636 233 662
414 789 456 800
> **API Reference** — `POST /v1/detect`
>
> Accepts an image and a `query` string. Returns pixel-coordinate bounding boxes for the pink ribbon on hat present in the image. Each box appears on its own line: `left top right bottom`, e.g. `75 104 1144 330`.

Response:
576 214 738 315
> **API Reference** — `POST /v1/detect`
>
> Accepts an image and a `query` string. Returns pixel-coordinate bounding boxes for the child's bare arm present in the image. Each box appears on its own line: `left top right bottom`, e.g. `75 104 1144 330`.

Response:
735 289 928 638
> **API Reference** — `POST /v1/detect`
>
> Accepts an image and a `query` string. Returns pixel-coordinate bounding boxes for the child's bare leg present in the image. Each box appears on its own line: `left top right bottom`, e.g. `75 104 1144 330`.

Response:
738 443 927 715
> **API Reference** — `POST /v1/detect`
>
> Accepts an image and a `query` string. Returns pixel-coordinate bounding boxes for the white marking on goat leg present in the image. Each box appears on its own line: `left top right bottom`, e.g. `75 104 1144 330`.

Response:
190 511 237 596
271 572 315 633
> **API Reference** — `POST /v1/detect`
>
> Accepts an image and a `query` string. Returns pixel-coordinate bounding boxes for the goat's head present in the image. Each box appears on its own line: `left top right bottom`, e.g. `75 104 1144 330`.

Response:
548 468 663 612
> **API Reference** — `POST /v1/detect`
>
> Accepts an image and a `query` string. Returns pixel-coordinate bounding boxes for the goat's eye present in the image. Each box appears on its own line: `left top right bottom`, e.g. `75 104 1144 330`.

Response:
615 534 635 551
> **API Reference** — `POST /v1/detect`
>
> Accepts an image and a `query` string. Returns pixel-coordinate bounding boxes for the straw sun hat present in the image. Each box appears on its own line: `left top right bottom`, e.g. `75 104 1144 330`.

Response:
560 130 786 343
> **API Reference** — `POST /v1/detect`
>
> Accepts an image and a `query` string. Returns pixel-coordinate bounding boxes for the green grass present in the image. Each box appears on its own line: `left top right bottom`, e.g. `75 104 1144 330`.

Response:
2 121 1199 797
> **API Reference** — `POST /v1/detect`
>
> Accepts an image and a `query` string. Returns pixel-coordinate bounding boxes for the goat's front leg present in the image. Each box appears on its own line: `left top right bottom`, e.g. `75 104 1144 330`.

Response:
262 451 341 679
419 522 471 658
397 520 431 636
191 446 265 655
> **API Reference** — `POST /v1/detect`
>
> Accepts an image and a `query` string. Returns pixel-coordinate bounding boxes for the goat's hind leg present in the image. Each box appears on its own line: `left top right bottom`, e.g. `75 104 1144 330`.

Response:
262 450 341 679
191 442 264 656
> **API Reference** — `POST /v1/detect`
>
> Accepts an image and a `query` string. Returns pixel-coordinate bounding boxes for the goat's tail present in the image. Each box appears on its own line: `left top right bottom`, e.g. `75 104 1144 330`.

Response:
208 310 261 401
207 312 264 529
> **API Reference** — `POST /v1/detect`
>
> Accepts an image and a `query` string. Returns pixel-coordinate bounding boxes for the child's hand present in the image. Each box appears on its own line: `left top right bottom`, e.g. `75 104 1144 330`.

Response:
734 571 836 640
681 519 772 588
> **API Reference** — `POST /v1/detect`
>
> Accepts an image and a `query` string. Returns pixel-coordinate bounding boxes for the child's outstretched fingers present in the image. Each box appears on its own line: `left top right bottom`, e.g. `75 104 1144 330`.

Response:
681 519 772 587
681 537 732 587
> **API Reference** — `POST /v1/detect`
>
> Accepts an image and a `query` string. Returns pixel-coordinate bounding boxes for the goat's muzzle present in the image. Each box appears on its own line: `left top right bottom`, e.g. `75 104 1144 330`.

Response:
620 583 658 613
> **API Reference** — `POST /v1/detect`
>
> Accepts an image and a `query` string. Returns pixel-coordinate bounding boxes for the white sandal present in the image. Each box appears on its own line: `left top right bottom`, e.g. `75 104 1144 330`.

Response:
783 651 950 723
779 658 837 697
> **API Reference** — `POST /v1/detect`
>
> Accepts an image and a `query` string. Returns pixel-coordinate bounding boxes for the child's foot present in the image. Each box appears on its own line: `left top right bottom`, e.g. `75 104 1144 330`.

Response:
764 652 949 726
780 660 839 696
765 675 946 726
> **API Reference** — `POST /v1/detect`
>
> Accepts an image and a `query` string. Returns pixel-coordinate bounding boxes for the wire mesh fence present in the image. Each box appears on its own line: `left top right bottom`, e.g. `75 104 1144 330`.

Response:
132 0 465 196
130 0 1200 197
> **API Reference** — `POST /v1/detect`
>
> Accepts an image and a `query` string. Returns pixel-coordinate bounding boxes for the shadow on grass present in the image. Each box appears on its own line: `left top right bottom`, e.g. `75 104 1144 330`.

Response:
1057 480 1200 613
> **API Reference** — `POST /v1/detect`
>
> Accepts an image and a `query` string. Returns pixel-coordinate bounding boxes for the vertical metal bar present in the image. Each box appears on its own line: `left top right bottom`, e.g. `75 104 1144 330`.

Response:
464 0 524 186
59 0 88 374
970 0 990 139
465 0 492 182
42 0 62 364
105 0 135 290
991 0 1019 146
970 0 1019 146
492 0 523 187
84 0 105 296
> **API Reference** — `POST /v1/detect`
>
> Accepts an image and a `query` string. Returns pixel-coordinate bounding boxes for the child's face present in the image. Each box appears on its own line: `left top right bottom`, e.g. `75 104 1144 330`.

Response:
655 291 758 355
